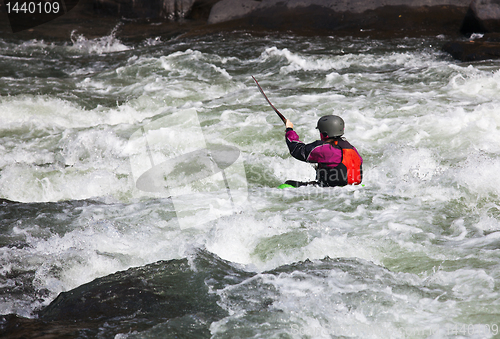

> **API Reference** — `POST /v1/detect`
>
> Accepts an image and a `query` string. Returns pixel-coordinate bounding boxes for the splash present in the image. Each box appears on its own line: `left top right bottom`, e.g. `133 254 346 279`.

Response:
68 26 130 55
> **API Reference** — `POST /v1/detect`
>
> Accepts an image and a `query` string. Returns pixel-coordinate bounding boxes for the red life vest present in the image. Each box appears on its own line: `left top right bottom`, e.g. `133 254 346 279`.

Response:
333 140 363 185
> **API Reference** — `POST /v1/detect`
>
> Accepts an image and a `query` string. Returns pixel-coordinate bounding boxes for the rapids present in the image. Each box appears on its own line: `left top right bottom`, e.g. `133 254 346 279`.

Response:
1 30 500 338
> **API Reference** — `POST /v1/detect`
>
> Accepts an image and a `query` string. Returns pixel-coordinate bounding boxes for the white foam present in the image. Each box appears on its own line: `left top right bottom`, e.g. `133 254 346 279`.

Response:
259 46 448 76
0 95 157 130
68 28 130 55
425 268 496 300
3 35 500 332
454 151 500 199
0 201 186 305
447 67 500 101
212 258 457 339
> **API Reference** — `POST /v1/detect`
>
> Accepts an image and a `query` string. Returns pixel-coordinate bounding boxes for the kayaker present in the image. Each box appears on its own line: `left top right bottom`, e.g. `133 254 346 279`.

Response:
285 115 363 187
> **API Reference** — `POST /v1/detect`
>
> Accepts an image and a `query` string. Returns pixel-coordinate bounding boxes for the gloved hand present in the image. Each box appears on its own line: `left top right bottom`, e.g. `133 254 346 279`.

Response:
285 119 294 129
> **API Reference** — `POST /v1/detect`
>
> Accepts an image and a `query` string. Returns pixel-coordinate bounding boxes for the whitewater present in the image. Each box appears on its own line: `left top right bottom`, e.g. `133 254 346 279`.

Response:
1 30 500 338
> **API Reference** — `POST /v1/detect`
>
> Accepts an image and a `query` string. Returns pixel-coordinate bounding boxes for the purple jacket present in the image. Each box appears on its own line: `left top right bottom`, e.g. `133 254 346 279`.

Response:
285 128 363 186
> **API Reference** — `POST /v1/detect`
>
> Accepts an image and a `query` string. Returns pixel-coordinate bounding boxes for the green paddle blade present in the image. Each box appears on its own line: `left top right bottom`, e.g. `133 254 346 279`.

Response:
278 184 295 189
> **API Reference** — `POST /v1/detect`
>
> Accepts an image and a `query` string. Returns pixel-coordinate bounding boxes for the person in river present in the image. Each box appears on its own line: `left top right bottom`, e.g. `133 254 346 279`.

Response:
284 115 363 187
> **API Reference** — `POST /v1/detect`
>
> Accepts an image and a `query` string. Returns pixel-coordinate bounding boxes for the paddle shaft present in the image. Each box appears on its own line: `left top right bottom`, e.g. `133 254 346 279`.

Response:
252 76 287 125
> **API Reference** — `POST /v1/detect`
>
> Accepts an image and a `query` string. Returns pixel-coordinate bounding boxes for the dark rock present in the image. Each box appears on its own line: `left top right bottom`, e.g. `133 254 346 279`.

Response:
89 0 218 21
208 0 261 24
0 250 253 339
93 0 196 20
188 0 222 20
203 2 471 39
460 6 487 35
207 0 471 36
460 0 500 35
0 0 475 41
470 0 500 32
0 198 18 205
0 314 96 339
483 32 500 41
443 38 500 61
0 0 214 41
78 0 192 20
0 4 202 42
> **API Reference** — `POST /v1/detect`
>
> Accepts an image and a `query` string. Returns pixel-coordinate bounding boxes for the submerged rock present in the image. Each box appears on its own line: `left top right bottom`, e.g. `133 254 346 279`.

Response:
443 33 500 61
0 250 253 339
0 198 18 205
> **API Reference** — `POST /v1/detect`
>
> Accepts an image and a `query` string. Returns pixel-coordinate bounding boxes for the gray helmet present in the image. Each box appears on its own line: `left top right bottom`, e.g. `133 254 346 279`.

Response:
316 115 344 137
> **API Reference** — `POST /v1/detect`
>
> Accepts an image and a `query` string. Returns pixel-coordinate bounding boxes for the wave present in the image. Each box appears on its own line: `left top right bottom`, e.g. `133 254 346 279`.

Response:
68 26 131 55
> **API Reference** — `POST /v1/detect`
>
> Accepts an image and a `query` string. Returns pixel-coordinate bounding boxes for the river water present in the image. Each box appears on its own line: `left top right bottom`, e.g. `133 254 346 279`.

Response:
1 29 500 338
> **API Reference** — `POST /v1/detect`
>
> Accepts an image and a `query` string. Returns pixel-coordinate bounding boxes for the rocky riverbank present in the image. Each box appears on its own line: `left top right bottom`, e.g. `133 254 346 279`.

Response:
1 0 500 60
443 0 500 61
